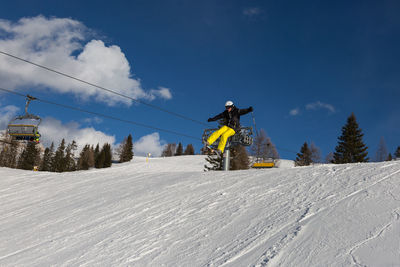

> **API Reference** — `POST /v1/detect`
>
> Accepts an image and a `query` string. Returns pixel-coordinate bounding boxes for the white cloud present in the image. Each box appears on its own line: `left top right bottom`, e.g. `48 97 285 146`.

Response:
0 16 171 106
243 7 263 17
306 101 336 113
39 117 116 152
83 116 103 125
289 108 300 116
133 132 165 157
149 87 173 101
0 104 19 130
289 101 336 117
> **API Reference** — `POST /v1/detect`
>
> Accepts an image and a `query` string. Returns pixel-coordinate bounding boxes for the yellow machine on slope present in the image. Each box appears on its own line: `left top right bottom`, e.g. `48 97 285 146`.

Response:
252 158 276 168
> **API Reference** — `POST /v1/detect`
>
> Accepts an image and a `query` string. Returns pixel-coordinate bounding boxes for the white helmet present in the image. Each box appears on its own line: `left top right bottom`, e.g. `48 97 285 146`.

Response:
225 100 234 107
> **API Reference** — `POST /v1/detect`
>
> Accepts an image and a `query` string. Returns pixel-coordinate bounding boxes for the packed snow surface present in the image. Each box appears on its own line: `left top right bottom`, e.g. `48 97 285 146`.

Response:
1 156 400 266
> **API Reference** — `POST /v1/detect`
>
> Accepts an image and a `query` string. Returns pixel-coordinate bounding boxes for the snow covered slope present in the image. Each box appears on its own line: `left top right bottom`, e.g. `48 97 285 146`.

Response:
1 156 399 266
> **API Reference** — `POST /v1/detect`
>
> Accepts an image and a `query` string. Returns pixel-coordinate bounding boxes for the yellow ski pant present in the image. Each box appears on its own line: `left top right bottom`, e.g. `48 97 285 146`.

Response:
207 126 236 153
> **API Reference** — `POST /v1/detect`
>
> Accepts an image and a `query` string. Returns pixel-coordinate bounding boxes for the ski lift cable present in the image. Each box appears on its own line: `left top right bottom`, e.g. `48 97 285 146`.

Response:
0 87 201 141
251 111 258 136
0 50 208 127
0 51 301 155
1 87 300 155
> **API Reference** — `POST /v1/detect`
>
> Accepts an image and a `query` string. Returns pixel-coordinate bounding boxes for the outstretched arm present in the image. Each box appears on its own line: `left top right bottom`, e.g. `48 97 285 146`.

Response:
208 112 224 122
238 106 253 116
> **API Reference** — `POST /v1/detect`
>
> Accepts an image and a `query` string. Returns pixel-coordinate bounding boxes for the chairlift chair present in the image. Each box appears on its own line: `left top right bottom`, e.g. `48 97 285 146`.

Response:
202 126 254 149
7 95 41 143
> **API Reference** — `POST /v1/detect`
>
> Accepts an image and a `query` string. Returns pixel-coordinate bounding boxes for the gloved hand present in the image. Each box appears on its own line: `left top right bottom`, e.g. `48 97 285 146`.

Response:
249 106 253 112
207 118 213 122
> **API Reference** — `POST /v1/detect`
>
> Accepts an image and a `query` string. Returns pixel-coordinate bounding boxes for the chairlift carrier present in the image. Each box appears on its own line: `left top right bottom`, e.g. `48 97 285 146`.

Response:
202 126 254 148
7 95 41 142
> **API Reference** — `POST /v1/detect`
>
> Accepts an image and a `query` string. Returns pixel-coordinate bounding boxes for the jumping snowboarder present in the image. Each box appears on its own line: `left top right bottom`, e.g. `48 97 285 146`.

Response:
205 100 253 155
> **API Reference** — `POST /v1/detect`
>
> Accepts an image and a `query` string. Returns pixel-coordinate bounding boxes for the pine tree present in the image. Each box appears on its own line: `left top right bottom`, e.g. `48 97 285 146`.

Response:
184 144 195 155
17 142 40 170
175 143 183 156
40 147 52 171
387 153 393 161
394 146 400 159
0 138 21 168
95 149 105 168
230 145 250 170
103 143 112 168
53 139 66 172
119 134 133 163
295 142 312 166
94 144 100 163
0 145 6 167
46 143 55 171
8 142 19 168
78 144 95 170
375 137 388 162
64 140 77 171
162 143 176 157
333 113 369 163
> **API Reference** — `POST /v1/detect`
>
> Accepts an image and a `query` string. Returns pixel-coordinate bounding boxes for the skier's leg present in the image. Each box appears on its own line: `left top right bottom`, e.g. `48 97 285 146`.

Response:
207 126 229 145
217 127 235 153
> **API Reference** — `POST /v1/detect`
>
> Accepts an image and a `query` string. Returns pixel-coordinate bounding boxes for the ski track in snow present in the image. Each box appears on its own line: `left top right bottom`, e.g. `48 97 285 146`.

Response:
0 156 400 266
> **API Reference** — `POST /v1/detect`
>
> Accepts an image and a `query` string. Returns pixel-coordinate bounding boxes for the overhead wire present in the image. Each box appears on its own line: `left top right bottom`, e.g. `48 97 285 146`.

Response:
0 87 201 141
0 50 300 155
0 50 208 126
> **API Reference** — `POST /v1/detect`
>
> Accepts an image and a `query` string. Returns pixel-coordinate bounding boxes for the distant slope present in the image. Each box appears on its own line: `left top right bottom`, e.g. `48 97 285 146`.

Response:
0 157 399 266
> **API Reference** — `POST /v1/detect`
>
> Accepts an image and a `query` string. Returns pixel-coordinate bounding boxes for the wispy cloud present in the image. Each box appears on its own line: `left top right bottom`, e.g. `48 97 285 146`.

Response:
0 16 172 106
83 116 103 125
243 7 263 18
306 101 336 113
289 101 336 116
289 108 300 116
149 87 173 101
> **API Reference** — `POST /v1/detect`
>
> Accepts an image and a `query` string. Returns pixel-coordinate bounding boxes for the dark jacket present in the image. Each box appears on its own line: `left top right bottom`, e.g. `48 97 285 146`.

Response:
208 106 252 132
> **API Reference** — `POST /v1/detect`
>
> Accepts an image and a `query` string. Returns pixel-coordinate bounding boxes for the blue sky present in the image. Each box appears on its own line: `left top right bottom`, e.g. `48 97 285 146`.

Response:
0 0 399 159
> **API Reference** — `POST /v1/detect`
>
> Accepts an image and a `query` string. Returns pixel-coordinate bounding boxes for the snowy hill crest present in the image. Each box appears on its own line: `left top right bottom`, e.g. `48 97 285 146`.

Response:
0 156 399 266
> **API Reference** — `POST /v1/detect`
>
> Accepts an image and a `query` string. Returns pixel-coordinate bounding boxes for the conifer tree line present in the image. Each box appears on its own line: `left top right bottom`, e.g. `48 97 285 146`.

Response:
295 142 321 166
0 134 135 172
295 112 399 166
203 112 398 170
161 142 195 157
